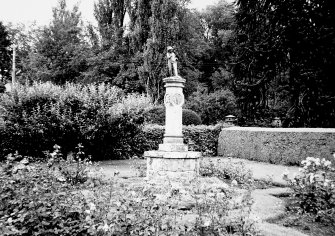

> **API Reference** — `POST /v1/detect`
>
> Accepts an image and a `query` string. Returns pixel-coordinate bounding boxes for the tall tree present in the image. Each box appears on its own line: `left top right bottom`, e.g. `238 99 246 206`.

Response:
198 0 236 91
6 23 42 83
0 21 12 82
94 0 127 48
232 0 335 127
88 0 207 99
140 0 208 101
28 0 88 84
83 0 129 84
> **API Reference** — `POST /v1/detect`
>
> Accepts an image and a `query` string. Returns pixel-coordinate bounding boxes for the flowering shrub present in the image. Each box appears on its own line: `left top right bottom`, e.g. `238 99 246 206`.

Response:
284 155 335 223
200 158 253 185
0 154 91 235
46 144 102 185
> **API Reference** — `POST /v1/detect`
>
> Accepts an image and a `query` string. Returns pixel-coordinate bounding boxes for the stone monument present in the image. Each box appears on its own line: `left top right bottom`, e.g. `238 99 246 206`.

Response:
144 46 201 181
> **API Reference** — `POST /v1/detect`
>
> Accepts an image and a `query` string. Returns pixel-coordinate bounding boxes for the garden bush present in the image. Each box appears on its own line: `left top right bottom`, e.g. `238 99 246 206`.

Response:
141 124 223 156
182 109 202 125
143 106 165 125
284 155 335 224
143 106 202 125
0 82 152 161
200 158 253 184
0 154 92 235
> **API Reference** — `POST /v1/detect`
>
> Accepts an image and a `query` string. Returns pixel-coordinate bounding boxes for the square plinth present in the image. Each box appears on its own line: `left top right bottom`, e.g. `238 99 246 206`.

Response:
144 150 201 180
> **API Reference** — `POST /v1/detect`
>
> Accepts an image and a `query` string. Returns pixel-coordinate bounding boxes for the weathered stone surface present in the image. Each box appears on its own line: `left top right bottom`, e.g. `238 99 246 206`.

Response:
218 127 335 165
163 76 185 142
145 150 201 180
145 150 201 159
158 143 188 152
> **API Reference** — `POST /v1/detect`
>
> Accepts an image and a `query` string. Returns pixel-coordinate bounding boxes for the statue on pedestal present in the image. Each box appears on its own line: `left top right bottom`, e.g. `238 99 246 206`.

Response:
167 46 178 76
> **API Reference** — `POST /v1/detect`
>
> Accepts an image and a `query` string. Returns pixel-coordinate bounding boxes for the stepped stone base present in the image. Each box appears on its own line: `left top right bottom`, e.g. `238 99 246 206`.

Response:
144 150 201 180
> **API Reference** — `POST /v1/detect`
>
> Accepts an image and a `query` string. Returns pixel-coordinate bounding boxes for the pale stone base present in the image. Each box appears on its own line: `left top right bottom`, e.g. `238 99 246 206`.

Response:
144 150 201 180
158 143 188 152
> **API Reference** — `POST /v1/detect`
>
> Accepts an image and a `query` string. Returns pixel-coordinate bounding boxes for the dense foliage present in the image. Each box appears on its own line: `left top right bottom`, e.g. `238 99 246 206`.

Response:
28 0 89 84
2 0 334 126
0 21 12 82
232 0 335 127
186 89 239 125
0 82 151 161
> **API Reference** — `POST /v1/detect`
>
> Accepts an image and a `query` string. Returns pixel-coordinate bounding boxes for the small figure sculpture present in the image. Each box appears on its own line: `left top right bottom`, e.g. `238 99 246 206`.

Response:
167 46 178 76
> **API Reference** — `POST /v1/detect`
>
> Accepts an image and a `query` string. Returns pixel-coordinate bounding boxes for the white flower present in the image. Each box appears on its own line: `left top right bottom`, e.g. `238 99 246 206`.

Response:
309 173 315 183
314 158 321 166
231 180 238 186
203 219 211 227
89 203 96 211
102 223 110 232
324 179 331 187
323 160 331 167
85 210 91 214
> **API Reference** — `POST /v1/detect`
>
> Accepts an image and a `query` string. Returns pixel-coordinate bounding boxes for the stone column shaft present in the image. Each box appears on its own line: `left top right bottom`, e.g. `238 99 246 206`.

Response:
158 76 188 152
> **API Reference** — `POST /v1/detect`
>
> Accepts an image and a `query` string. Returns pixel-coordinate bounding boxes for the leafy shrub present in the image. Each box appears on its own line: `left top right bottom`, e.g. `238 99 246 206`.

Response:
143 106 165 125
0 82 152 161
200 158 253 184
144 106 202 125
45 144 102 185
0 82 5 93
0 156 91 235
182 109 202 125
284 156 335 224
141 124 223 156
186 89 240 125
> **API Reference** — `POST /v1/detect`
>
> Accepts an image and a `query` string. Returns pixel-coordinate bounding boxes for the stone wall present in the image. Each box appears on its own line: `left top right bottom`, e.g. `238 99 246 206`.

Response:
218 127 335 165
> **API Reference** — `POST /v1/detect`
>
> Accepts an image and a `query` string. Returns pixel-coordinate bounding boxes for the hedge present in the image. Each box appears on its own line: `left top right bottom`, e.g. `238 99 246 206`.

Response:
141 124 224 156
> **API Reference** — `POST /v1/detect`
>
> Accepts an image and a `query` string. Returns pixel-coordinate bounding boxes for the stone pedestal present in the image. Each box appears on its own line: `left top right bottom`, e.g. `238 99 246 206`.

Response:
144 76 201 181
145 151 201 180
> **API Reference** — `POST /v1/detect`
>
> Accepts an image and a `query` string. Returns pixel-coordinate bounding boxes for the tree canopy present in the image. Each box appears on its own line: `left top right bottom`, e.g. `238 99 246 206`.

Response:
3 0 335 127
0 21 12 82
232 0 335 127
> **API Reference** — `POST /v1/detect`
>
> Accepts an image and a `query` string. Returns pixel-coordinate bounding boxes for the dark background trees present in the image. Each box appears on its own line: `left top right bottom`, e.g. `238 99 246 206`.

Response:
0 21 12 82
231 0 335 127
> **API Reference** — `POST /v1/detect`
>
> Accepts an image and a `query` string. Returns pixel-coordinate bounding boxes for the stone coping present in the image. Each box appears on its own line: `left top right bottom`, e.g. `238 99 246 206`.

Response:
163 76 186 83
224 127 335 133
144 150 201 159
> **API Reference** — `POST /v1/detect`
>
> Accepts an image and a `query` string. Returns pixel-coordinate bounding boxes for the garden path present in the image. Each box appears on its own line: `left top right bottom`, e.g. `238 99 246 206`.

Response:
100 157 300 184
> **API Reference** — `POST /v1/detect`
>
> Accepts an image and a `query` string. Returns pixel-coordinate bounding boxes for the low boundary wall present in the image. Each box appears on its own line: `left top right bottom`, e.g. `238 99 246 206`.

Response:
218 127 335 165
